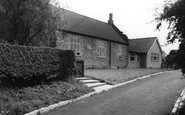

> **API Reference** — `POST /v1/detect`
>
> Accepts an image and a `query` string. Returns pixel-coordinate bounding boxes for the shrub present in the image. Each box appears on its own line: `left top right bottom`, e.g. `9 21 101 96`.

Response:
0 44 75 86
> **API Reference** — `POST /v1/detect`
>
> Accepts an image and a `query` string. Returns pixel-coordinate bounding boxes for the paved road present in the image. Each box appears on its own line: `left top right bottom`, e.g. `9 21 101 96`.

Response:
44 70 185 115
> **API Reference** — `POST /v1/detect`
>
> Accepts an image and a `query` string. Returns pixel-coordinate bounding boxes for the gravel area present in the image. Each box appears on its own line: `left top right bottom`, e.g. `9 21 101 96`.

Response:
85 68 171 84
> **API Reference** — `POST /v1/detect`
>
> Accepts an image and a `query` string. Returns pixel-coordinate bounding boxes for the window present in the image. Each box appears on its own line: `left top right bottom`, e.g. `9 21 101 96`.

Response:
151 53 154 62
117 45 123 59
151 53 159 62
69 37 82 56
130 53 135 61
157 54 159 62
96 40 106 58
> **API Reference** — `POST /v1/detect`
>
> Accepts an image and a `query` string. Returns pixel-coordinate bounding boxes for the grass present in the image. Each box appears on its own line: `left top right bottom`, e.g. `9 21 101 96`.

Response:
0 79 93 115
85 68 172 84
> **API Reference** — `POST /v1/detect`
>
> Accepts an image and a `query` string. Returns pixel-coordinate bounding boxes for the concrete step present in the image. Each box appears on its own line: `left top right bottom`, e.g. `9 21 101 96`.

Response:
93 85 113 91
80 79 99 83
85 83 106 87
76 77 92 80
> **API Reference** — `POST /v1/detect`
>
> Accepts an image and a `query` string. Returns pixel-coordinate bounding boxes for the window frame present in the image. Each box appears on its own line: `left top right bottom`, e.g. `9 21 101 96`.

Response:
151 52 154 62
151 52 159 63
156 54 159 62
117 45 123 59
130 53 135 61
96 40 106 58
68 37 82 56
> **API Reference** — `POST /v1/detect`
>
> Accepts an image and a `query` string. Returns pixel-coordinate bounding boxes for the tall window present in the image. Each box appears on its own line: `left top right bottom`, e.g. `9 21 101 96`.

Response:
157 54 159 62
151 52 159 62
69 37 82 56
130 53 135 61
117 45 123 59
97 40 106 58
151 53 154 62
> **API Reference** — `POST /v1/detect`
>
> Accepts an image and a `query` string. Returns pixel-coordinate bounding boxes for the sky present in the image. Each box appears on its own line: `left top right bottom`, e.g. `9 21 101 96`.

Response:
57 0 179 54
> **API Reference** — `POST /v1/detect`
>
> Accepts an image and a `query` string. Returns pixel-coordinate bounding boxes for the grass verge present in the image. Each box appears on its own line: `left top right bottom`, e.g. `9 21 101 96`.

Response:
0 80 93 115
85 68 172 84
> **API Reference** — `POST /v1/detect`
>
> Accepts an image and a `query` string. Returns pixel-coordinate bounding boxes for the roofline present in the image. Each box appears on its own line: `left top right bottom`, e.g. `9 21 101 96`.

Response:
129 51 147 54
130 37 157 40
111 24 129 43
59 8 129 45
156 39 163 54
147 38 163 54
129 37 158 53
147 38 156 54
60 8 109 26
58 29 129 45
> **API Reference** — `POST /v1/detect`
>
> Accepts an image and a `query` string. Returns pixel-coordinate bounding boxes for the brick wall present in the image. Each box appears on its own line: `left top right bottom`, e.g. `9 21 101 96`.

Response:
111 42 128 68
56 32 128 69
78 36 110 69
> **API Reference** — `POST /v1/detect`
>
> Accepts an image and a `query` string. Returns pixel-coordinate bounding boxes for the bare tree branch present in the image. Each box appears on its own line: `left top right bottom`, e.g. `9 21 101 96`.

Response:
25 26 43 45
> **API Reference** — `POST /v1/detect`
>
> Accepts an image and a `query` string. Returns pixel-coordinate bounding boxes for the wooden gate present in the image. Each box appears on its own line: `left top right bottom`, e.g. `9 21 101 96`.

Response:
76 60 84 77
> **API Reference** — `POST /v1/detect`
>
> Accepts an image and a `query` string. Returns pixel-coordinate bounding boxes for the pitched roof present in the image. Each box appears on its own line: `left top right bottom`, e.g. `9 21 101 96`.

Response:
60 9 128 44
129 37 157 53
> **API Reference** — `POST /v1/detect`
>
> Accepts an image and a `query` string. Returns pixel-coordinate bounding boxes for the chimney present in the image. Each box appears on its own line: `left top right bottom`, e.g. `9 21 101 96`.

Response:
108 13 113 25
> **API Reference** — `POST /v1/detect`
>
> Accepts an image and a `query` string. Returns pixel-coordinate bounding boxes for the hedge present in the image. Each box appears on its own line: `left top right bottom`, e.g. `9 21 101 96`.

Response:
0 44 75 86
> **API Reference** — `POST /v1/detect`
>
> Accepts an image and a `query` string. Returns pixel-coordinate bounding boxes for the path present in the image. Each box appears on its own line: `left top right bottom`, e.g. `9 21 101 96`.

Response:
43 70 185 115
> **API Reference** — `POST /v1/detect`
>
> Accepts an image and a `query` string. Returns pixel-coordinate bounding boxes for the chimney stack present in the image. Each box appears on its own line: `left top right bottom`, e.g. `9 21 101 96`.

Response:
108 13 113 25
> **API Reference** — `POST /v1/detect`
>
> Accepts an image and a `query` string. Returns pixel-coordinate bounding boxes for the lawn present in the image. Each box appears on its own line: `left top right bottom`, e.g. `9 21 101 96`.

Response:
85 68 171 84
0 79 93 115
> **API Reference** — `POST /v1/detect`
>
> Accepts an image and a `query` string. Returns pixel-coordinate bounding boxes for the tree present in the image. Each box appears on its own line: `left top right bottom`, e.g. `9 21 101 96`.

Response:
164 50 179 69
155 0 185 74
0 0 65 47
161 50 167 68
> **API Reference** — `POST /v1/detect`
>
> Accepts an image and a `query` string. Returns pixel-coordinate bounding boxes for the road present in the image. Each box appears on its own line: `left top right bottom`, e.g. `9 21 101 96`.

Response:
43 70 185 115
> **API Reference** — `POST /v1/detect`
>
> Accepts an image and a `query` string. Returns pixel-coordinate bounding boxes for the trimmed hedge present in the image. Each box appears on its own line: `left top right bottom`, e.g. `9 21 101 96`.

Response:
0 44 75 86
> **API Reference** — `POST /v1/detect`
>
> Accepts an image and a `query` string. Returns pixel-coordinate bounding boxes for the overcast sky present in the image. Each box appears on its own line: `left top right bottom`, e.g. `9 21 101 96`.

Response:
57 0 179 54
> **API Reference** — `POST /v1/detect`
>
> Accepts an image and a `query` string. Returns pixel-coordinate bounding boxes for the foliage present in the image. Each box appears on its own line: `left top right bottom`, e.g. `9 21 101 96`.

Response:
163 50 179 69
0 43 75 86
155 0 185 74
161 50 167 68
176 104 185 115
156 0 185 43
0 81 93 115
0 0 65 47
176 41 185 74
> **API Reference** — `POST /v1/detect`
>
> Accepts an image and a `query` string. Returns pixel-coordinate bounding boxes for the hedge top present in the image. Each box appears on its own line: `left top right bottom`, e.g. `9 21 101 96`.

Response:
0 43 75 85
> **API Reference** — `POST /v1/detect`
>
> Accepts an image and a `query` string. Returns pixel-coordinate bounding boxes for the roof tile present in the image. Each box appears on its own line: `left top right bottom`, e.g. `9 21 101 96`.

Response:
62 9 128 44
129 37 157 53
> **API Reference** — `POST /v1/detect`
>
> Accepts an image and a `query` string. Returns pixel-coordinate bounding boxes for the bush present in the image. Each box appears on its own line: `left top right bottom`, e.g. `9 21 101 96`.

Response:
0 44 75 86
